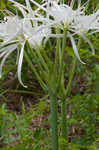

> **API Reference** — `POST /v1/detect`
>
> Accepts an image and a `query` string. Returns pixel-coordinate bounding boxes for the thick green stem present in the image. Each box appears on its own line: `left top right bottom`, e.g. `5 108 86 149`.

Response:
49 92 58 150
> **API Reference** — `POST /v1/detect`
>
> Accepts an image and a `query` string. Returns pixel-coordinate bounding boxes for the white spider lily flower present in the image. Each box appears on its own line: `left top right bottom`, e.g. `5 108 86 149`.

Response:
23 19 51 48
30 0 85 28
0 16 22 46
45 1 87 62
45 0 98 61
0 13 51 87
8 0 52 30
0 0 54 87
0 16 26 87
8 0 41 19
8 0 59 40
71 10 99 55
48 2 86 29
72 11 99 35
28 0 86 63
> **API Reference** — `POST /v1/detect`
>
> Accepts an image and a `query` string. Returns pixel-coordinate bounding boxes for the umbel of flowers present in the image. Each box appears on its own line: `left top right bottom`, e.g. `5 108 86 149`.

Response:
0 0 99 150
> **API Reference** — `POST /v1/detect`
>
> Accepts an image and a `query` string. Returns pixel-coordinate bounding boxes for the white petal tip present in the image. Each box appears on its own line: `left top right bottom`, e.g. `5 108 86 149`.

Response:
80 60 86 65
23 85 28 88
82 62 86 65
19 81 28 88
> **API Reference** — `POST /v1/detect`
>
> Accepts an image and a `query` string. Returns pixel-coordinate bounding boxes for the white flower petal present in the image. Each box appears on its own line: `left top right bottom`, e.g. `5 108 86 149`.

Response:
78 0 81 8
70 0 76 8
30 0 47 12
17 41 27 88
0 44 17 78
68 32 85 64
9 0 28 17
0 44 17 58
1 32 20 47
46 33 63 38
0 40 20 47
80 34 95 55
8 0 27 10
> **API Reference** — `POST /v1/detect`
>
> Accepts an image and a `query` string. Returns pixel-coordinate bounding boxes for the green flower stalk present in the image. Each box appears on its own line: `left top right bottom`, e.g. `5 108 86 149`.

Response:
49 91 58 150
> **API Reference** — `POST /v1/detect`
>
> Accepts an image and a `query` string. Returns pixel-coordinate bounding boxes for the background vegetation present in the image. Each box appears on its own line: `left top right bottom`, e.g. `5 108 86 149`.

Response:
0 0 99 150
